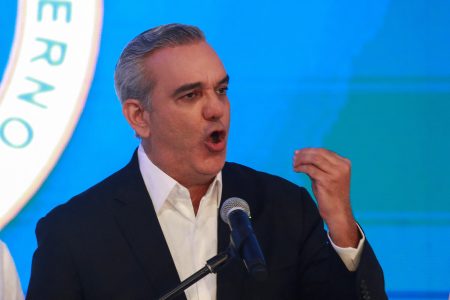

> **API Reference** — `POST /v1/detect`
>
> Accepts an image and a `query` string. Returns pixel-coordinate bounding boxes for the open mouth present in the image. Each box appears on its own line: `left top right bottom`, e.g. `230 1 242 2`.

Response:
210 130 223 144
205 129 227 152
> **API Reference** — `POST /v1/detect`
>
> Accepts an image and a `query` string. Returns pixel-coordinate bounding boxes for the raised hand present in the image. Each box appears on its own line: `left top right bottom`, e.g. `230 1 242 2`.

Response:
293 148 360 247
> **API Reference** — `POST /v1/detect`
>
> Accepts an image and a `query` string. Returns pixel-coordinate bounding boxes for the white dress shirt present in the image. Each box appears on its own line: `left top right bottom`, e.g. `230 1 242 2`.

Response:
0 240 24 300
138 145 221 299
137 145 364 300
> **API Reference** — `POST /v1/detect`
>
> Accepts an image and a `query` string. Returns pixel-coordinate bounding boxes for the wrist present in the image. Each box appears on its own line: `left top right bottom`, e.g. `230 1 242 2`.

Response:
326 216 360 248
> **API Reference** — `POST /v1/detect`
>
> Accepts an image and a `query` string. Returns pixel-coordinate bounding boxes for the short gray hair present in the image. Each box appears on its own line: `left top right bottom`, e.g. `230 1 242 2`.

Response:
114 23 205 107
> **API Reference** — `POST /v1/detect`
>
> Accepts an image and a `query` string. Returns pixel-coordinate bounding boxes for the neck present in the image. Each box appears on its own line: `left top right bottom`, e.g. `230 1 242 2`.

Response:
187 182 213 215
141 142 217 214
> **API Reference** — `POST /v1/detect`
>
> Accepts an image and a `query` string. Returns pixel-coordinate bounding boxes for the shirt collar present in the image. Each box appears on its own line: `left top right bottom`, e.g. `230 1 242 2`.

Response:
137 144 222 213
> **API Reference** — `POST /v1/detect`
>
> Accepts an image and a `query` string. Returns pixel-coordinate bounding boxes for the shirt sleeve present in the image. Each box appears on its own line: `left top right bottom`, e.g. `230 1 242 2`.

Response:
327 223 365 272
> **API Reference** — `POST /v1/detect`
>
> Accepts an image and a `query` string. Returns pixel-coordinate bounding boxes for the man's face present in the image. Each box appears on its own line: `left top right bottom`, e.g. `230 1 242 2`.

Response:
142 41 230 187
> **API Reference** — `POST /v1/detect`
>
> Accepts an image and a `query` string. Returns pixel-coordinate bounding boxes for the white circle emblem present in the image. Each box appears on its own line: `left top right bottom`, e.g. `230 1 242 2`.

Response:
0 0 103 229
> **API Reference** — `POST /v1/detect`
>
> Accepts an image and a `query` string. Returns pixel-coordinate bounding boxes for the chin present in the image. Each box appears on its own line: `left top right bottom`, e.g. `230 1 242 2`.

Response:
198 155 226 176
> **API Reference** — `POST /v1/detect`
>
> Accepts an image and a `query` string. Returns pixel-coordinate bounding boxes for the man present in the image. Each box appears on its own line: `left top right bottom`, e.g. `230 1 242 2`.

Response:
27 24 386 299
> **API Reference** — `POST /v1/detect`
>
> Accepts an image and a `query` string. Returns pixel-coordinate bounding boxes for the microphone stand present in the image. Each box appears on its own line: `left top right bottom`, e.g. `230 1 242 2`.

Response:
158 249 234 300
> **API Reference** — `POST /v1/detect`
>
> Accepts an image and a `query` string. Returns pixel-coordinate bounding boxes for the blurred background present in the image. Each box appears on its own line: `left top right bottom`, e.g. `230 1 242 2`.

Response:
1 0 449 298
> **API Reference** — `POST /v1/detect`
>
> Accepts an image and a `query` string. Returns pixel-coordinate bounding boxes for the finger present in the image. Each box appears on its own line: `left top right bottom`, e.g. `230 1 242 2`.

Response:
295 148 347 166
293 153 334 174
294 148 336 167
293 149 337 174
294 164 328 183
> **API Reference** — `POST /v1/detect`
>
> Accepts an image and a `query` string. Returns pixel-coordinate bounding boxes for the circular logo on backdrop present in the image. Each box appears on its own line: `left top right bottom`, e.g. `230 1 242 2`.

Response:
0 0 103 229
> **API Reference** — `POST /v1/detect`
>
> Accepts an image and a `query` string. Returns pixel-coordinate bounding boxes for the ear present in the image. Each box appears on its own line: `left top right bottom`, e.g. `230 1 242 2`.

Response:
122 99 151 138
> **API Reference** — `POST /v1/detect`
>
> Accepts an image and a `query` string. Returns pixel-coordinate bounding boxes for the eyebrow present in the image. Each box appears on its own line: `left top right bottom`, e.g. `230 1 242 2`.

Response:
171 74 230 98
218 74 230 86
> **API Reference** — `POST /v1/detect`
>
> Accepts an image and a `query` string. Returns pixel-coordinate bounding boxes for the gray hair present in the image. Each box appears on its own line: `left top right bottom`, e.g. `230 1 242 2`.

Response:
114 23 205 108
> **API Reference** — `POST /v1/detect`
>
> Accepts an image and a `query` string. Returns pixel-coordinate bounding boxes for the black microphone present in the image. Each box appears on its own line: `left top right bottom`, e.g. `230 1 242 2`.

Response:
220 197 268 281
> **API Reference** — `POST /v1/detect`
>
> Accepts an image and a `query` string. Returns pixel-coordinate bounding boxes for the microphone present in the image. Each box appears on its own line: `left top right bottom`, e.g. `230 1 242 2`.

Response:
220 197 268 281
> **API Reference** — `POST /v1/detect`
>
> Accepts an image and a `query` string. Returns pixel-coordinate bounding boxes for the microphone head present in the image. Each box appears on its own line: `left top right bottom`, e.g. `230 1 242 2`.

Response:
220 197 251 225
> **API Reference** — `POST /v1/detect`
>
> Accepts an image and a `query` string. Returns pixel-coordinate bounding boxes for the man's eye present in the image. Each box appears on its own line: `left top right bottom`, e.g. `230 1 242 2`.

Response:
217 86 228 95
182 91 199 100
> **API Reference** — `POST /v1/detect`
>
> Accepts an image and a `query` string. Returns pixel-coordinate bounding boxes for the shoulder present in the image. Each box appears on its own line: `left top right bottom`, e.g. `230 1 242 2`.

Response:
49 165 127 214
36 152 140 238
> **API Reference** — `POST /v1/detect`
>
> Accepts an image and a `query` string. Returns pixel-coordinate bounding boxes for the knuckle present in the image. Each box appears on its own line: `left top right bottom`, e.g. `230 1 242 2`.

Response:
339 167 348 177
334 167 345 177
344 160 352 171
338 158 351 171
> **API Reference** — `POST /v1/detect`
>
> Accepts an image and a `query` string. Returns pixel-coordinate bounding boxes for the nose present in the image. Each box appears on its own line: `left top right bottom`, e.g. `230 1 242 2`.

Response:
202 92 228 121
